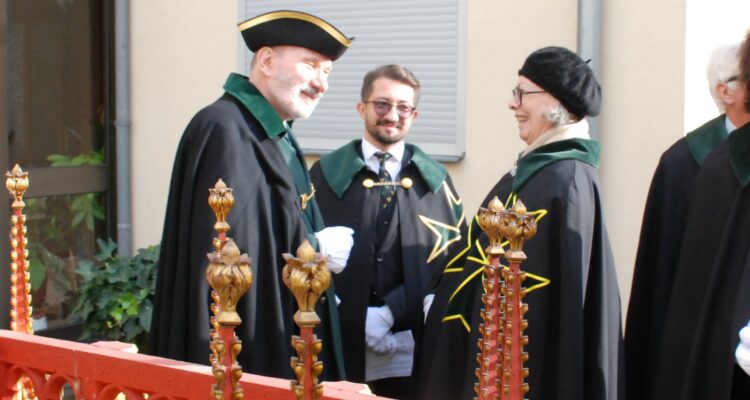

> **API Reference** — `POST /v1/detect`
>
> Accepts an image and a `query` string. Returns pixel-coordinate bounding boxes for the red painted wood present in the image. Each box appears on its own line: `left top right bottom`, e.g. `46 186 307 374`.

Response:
0 330 389 400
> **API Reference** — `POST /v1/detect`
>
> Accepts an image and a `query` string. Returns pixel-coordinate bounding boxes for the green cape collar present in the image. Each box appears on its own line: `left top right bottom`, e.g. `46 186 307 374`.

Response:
729 122 750 187
512 138 600 192
223 73 286 138
685 114 728 166
319 140 447 198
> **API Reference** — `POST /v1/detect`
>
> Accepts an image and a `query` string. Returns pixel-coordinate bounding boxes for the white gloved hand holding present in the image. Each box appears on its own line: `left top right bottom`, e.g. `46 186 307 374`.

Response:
423 293 435 323
365 306 394 349
369 332 397 355
315 226 354 274
736 322 750 376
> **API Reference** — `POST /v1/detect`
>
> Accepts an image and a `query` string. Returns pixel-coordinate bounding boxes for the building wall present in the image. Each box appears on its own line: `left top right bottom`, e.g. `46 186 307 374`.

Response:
129 1 749 318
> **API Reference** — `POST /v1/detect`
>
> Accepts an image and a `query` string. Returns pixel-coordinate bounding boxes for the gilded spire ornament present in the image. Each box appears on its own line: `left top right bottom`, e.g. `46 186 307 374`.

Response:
6 164 32 335
206 179 251 400
475 196 537 400
282 240 330 400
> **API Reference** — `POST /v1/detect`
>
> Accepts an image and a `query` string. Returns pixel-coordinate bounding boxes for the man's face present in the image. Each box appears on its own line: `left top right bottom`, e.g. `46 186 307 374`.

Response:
266 46 332 121
357 77 418 150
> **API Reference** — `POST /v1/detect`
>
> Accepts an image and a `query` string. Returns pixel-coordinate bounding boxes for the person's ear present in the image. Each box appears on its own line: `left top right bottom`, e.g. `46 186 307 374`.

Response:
356 101 367 120
255 47 275 76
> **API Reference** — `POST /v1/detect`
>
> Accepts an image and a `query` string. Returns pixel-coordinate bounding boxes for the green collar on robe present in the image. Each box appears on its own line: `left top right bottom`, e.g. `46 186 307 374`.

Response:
729 122 750 187
512 138 600 192
223 73 286 139
319 140 447 198
685 114 728 166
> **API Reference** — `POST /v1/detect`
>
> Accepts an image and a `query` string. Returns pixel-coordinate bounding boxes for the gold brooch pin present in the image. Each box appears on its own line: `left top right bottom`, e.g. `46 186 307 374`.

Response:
300 183 316 210
362 177 413 189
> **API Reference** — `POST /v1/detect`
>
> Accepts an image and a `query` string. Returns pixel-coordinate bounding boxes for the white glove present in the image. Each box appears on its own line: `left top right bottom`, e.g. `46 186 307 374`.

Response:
315 226 354 274
365 306 394 349
369 330 416 356
423 294 435 323
736 323 750 376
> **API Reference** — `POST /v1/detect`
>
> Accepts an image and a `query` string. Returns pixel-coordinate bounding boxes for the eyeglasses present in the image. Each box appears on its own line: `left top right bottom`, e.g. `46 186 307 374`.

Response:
364 101 416 119
512 86 546 105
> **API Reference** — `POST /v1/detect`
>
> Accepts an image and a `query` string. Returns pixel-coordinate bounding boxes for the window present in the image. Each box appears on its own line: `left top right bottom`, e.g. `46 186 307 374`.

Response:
0 0 115 338
240 0 466 161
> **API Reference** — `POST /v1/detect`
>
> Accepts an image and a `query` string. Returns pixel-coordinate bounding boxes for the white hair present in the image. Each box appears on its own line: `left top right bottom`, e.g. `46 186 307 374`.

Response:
544 104 573 126
707 43 741 112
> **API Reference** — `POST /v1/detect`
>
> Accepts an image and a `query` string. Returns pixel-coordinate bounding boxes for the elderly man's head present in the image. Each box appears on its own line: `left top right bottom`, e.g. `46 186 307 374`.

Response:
706 43 741 113
509 46 600 145
239 10 353 121
742 31 750 113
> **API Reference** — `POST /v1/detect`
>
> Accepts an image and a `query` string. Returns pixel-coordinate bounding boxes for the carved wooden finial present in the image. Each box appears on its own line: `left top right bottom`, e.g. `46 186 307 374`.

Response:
6 164 29 210
208 179 234 239
478 196 506 256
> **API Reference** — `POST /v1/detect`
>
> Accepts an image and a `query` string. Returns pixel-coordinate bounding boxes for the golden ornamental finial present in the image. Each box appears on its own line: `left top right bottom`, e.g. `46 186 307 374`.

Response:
282 240 330 327
208 179 234 237
500 199 537 262
206 239 253 326
6 164 29 210
478 196 506 256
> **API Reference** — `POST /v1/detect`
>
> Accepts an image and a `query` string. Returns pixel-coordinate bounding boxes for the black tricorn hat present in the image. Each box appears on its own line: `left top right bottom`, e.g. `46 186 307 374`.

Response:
238 10 353 61
518 46 601 119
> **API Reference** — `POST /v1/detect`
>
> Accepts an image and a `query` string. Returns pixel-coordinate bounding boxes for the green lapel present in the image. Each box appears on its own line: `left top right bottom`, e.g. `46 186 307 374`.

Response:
223 73 286 139
729 123 750 187
319 140 447 198
685 114 728 166
513 138 600 192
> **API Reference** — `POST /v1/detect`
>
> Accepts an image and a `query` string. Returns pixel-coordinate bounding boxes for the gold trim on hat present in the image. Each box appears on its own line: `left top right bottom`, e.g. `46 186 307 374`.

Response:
238 10 352 47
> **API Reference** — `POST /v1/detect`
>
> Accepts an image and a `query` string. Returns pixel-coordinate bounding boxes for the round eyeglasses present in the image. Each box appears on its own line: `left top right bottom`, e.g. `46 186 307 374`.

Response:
364 101 416 119
512 86 546 105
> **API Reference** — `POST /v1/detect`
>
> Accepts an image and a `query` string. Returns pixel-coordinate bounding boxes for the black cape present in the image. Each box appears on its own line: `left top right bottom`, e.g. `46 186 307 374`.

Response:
150 73 345 380
652 122 750 400
624 115 728 399
309 140 467 383
415 138 624 400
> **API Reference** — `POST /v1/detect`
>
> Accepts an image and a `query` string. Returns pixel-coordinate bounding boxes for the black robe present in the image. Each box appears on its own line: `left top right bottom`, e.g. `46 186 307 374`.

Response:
652 122 750 400
309 140 467 383
414 138 624 400
624 115 728 400
150 73 345 380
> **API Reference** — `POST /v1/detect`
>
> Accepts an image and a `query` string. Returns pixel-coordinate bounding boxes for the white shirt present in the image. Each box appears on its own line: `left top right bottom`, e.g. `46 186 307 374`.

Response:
726 115 738 134
361 139 405 181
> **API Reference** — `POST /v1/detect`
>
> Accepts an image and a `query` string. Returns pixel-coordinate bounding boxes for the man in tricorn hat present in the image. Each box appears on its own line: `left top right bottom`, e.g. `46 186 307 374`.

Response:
150 10 354 380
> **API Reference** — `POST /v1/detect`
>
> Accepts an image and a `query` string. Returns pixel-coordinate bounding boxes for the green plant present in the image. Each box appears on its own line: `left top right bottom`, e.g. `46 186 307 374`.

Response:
72 238 160 352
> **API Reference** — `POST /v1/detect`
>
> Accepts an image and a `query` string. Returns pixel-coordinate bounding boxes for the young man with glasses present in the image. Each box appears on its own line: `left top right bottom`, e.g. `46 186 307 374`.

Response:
309 64 466 399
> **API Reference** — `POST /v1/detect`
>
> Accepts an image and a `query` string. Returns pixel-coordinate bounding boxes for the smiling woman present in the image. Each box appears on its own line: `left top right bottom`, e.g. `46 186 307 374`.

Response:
415 46 622 400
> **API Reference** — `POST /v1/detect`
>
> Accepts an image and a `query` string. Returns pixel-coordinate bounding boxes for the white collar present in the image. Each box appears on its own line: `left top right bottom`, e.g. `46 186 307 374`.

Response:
361 139 405 179
522 119 591 156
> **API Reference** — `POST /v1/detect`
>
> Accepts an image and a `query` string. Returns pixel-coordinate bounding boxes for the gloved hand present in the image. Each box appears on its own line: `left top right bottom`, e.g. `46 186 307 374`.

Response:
423 293 435 323
369 330 416 356
736 323 750 376
315 226 354 273
365 306 394 349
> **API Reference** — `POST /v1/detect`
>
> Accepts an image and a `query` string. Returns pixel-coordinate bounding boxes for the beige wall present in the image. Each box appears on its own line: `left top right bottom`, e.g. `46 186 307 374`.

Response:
130 2 237 249
129 1 748 318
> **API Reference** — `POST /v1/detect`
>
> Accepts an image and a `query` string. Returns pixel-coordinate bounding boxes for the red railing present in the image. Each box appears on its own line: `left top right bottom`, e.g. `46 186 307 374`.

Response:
0 330 380 400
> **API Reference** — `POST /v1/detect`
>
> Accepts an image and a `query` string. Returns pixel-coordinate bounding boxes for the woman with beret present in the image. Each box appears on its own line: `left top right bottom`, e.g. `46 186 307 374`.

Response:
414 46 623 400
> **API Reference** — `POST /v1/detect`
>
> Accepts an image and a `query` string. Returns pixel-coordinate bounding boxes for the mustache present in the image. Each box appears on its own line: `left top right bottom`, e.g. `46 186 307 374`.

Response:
301 86 322 99
376 119 402 128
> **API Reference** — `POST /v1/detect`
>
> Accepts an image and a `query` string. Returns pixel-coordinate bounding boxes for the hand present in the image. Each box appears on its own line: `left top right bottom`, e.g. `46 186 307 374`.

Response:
369 332 397 355
737 324 750 376
315 226 354 273
365 306 394 349
423 294 435 323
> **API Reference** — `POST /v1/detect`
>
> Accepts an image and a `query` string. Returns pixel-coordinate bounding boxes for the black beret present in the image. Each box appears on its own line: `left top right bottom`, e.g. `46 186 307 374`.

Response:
238 10 353 61
518 46 601 119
